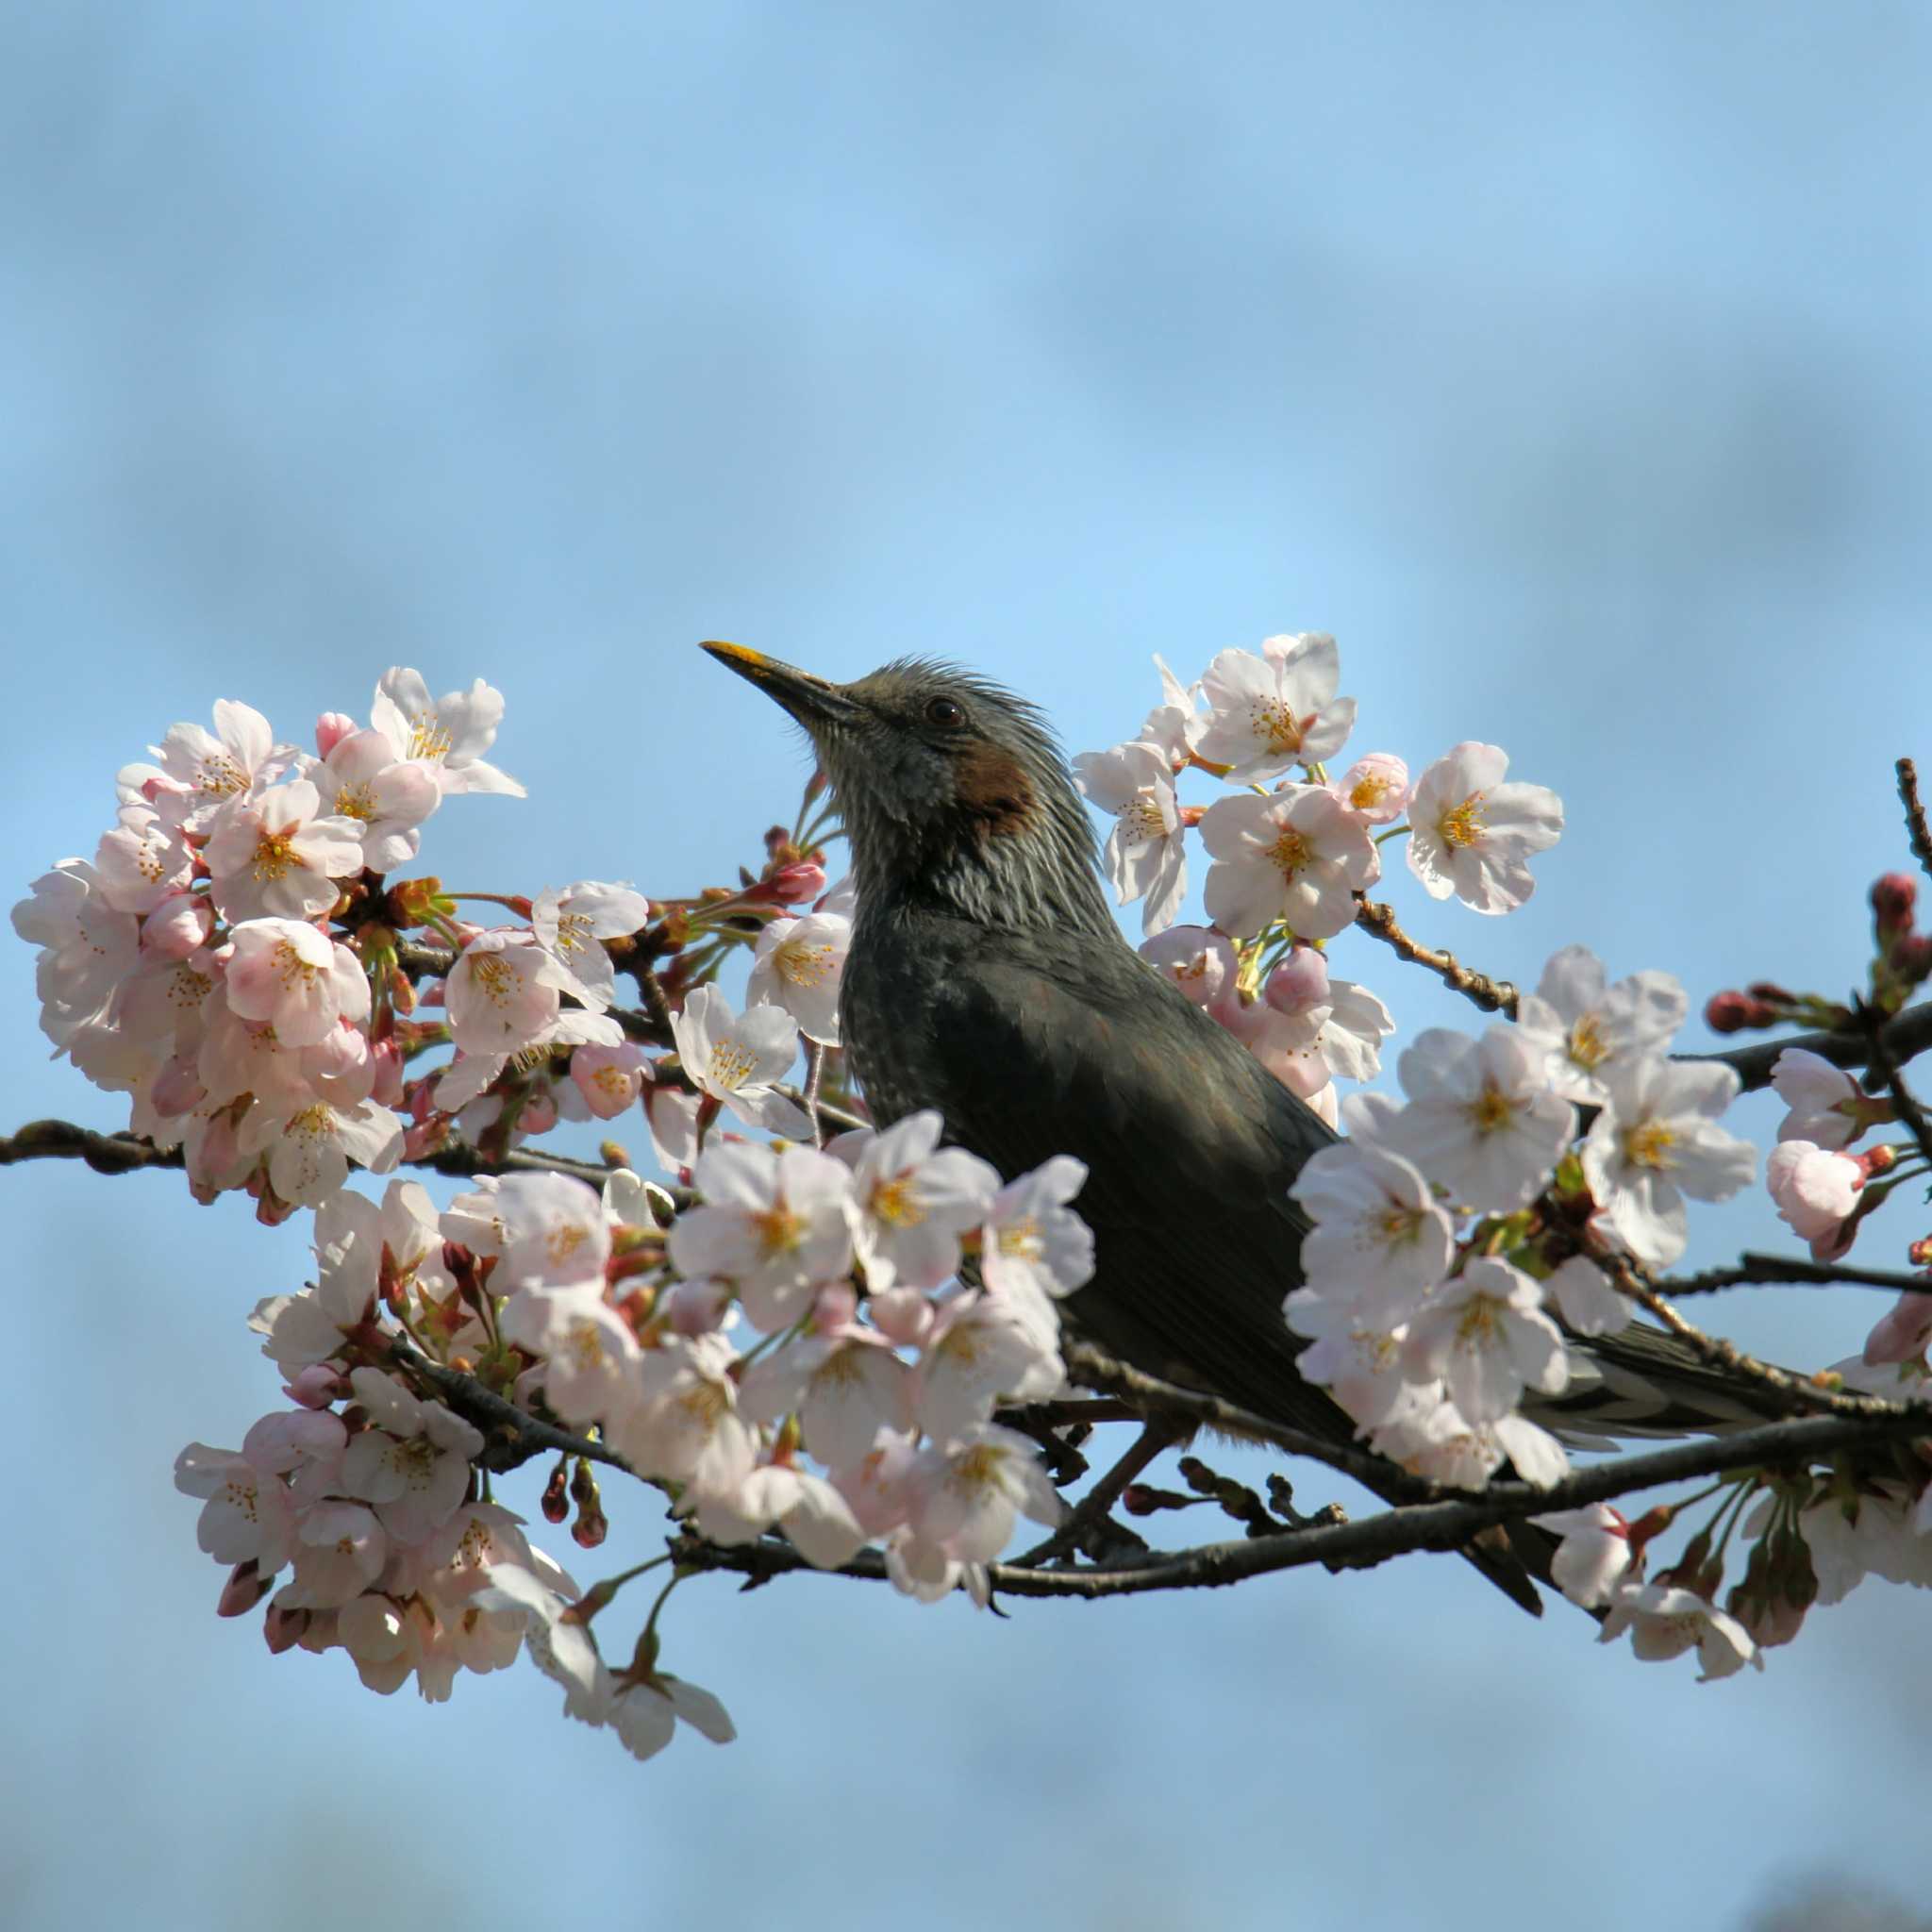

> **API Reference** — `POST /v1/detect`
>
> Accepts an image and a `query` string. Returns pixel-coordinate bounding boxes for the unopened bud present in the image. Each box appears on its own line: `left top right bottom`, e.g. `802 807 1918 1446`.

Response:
1122 1484 1158 1516
571 1507 608 1550
1893 934 1932 987
218 1560 272 1618
1262 945 1330 1017
1857 1144 1901 1178
314 710 358 758
763 858 828 905
1704 991 1776 1034
541 1457 570 1524
283 1363 346 1409
1907 1239 1932 1269
263 1605 310 1655
1872 872 1919 939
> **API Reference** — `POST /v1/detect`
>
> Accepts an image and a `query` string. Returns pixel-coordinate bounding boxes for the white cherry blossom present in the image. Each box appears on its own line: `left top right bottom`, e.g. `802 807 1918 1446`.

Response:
670 983 810 1137
1515 944 1688 1105
1401 1257 1568 1423
744 910 851 1044
369 667 525 797
1582 1057 1757 1268
690 1460 868 1571
914 1291 1063 1443
1405 742 1562 915
1770 1047 1868 1150
739 1328 915 1472
120 699 291 833
1139 924 1243 1025
1385 1026 1576 1210
1534 1504 1635 1608
1598 1582 1761 1680
1198 785 1379 941
531 880 649 1011
1544 1254 1636 1336
980 1156 1094 1317
906 1423 1067 1561
1290 1141 1455 1319
1195 635 1356 782
500 1285 641 1426
1072 740 1188 936
840 1109 1001 1292
94 804 194 914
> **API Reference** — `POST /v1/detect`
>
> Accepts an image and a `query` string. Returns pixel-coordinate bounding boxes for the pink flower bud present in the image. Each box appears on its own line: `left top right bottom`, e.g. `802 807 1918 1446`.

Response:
663 1275 732 1336
813 1280 858 1328
283 1363 346 1408
1872 872 1918 939
1262 945 1330 1018
869 1286 935 1348
263 1605 310 1654
370 1038 405 1108
764 859 828 905
520 1088 559 1136
151 1055 207 1119
141 891 214 959
315 711 358 758
218 1560 272 1618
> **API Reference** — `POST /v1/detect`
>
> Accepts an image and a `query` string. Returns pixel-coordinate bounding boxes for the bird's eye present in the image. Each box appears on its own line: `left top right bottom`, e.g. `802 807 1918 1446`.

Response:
924 696 966 729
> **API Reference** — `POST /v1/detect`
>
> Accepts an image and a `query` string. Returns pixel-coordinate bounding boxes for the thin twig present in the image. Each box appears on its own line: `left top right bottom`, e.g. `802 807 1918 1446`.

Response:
1353 897 1519 1017
672 1403 1932 1603
1863 1000 1932 1173
1621 1269 1902 1419
1013 1419 1178 1565
1900 758 1932 886
1684 1001 1932 1092
1062 1341 1439 1505
1661 1253 1932 1298
803 1040 826 1149
386 1340 636 1476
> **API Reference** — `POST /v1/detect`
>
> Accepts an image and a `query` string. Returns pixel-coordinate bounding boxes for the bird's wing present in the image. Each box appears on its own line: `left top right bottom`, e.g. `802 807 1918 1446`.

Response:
915 934 1349 1438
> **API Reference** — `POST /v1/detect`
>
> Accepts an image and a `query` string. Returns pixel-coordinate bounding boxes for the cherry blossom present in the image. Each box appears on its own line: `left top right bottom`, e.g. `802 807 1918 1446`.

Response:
838 1110 1001 1292
369 667 525 797
489 1171 615 1288
689 1460 868 1570
739 1328 915 1471
1401 1257 1568 1423
1383 1025 1576 1210
1072 740 1188 936
1139 925 1243 1026
1327 751 1411 824
1198 785 1379 941
668 1140 857 1329
913 1291 1064 1443
1134 655 1201 763
1195 635 1356 782
570 1040 652 1119
299 726 442 871
980 1155 1095 1316
1770 1047 1872 1150
339 1368 487 1542
94 804 194 914
204 780 364 924
1514 945 1688 1105
501 1286 642 1426
443 930 580 1053
1543 1254 1635 1336
236 1083 404 1209
175 1441 299 1574
120 699 290 832
1289 1141 1455 1319
1405 742 1562 915
221 919 371 1048
1534 1504 1635 1608
1581 1058 1757 1268
906 1423 1068 1561
1765 1140 1863 1260
1598 1583 1761 1680
1283 1292 1433 1432
14 861 142 1049
669 983 811 1137
531 880 649 1011
744 910 851 1044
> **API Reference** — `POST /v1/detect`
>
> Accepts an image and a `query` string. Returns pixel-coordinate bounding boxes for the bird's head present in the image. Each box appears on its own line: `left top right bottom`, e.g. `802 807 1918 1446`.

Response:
703 642 1114 934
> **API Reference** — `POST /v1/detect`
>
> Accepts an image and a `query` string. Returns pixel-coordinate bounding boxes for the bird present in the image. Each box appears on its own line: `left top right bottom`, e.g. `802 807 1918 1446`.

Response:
700 641 1788 1611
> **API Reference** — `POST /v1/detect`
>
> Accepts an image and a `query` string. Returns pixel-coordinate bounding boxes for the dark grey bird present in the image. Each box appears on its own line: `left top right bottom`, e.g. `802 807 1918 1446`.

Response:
701 642 1786 1610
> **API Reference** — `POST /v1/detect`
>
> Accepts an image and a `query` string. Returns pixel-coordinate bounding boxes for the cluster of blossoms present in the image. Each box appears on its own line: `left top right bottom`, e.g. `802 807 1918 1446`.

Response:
1074 636 1562 1126
180 1122 1091 1758
11 671 525 1212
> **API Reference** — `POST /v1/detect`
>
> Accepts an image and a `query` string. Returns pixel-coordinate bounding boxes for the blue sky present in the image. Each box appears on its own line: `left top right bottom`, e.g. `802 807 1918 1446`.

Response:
6 7 1932 1929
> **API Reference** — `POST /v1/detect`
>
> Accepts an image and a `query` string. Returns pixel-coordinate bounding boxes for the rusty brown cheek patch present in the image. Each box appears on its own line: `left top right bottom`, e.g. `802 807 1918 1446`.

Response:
952 741 1038 838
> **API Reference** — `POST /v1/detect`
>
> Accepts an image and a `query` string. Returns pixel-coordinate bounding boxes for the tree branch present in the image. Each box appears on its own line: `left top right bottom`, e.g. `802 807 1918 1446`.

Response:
1900 758 1932 886
1683 1002 1932 1092
1353 897 1519 1017
1661 1252 1932 1298
673 1403 1932 1603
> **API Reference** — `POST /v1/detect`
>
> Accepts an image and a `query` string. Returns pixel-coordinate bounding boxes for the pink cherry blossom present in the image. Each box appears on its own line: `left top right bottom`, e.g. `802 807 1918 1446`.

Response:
1290 1141 1455 1319
531 880 650 1011
221 918 371 1048
1327 752 1411 824
570 1040 652 1119
121 699 290 833
1534 1504 1636 1608
1139 925 1243 1026
94 804 194 913
501 1285 642 1426
1770 1047 1872 1150
204 780 365 923
1401 1257 1569 1423
1766 1140 1863 1260
300 727 442 871
841 1110 1001 1292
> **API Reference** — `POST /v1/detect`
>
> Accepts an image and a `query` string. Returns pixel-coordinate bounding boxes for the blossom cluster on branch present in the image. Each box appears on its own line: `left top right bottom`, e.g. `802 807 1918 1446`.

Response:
10 646 1932 1757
